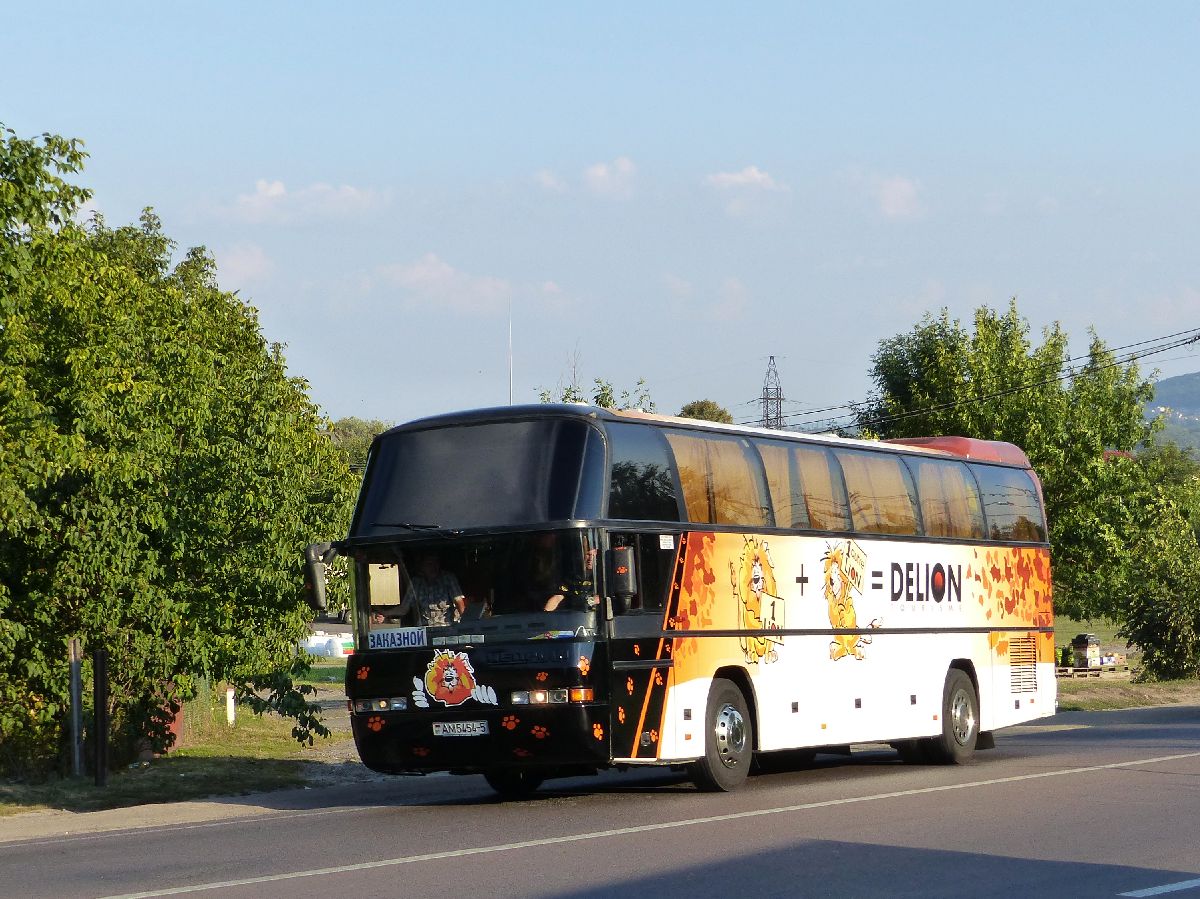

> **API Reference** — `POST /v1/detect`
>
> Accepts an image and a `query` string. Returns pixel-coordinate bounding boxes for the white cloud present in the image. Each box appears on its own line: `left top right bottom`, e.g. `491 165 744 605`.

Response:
709 277 750 321
217 242 274 284
538 279 580 313
377 253 512 314
1138 286 1200 323
1036 195 1061 215
534 169 567 192
704 166 785 192
896 278 946 319
704 166 788 216
981 190 1007 216
877 176 922 219
229 179 382 224
583 156 636 198
663 273 693 298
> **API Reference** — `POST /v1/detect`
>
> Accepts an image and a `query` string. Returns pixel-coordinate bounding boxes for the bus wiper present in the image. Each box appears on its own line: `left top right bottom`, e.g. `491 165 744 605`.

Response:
373 521 441 531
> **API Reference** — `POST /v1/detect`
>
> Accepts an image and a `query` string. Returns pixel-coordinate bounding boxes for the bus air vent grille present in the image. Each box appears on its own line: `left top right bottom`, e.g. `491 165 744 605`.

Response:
1009 636 1038 694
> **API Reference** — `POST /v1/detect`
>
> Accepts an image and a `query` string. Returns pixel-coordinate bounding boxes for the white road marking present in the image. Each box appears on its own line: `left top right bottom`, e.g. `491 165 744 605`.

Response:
1120 878 1200 897
100 749 1200 899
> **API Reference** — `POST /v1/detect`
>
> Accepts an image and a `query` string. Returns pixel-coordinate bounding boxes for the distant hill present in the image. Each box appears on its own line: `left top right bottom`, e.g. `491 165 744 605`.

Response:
1149 371 1200 450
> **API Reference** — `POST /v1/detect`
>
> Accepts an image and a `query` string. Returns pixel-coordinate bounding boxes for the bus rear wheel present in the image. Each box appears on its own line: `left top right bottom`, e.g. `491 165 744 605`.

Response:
926 669 979 764
483 768 545 799
690 678 753 792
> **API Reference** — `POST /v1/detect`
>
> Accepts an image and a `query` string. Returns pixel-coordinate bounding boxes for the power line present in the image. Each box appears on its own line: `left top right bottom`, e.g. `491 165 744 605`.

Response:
736 325 1200 432
806 329 1200 433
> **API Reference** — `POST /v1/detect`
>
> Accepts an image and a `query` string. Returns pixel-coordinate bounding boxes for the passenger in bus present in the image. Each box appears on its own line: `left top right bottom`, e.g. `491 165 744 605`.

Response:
396 553 466 626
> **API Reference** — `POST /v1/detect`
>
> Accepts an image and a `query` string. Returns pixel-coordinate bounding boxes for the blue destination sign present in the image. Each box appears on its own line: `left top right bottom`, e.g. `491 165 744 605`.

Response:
368 627 428 650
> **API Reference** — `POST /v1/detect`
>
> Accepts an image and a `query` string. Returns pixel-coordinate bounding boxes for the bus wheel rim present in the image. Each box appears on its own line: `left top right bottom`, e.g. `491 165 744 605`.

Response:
950 688 975 745
715 703 746 767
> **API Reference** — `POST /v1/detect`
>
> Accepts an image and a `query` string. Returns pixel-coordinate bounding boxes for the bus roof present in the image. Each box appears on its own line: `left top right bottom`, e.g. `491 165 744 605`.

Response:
383 404 1033 469
884 436 1032 467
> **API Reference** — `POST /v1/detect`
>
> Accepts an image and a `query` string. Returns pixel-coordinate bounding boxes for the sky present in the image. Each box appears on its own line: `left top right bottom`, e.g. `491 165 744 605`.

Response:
4 3 1199 429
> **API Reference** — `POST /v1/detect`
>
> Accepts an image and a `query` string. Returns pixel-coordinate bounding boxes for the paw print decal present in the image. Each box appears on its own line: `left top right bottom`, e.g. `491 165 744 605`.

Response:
618 707 626 723
626 677 634 695
633 644 641 657
356 667 370 680
367 715 384 732
536 671 549 682
649 729 659 743
593 723 604 740
578 657 591 676
654 670 664 686
502 715 520 730
531 725 550 740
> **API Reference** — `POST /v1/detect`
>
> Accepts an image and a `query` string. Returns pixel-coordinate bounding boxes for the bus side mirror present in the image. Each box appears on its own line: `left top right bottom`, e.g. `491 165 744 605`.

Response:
303 542 336 612
606 546 637 613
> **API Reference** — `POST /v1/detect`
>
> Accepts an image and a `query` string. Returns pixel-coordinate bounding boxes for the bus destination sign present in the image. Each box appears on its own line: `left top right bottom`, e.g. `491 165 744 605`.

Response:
368 627 428 650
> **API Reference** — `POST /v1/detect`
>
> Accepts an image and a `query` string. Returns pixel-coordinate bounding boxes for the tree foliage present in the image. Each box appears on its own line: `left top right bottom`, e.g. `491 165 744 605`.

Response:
861 301 1200 677
0 125 358 777
538 377 655 411
328 416 391 473
677 399 733 423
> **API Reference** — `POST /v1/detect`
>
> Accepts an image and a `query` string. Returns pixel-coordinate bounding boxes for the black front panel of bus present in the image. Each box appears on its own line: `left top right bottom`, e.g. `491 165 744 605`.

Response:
347 641 610 773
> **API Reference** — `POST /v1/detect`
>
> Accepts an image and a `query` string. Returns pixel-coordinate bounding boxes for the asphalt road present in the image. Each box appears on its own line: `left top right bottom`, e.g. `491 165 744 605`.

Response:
2 705 1198 899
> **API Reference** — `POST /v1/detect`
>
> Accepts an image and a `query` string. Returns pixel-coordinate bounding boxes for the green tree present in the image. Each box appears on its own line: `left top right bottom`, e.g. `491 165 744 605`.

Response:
1116 487 1200 679
538 374 654 410
859 301 1200 674
678 399 733 423
328 416 391 473
0 125 357 777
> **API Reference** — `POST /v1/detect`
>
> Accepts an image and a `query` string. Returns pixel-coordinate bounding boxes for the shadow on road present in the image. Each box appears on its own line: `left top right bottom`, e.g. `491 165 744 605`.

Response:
546 839 1199 899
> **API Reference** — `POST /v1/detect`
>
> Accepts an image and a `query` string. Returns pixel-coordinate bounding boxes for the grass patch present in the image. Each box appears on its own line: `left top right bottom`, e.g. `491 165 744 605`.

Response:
1053 615 1140 668
297 659 347 687
1054 616 1124 648
1056 677 1200 712
0 682 354 816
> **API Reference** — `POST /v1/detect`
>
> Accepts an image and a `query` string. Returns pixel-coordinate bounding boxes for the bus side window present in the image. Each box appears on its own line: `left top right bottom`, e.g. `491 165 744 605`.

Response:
610 533 674 614
756 440 808 529
909 458 986 539
972 464 1047 542
834 450 920 536
794 446 850 531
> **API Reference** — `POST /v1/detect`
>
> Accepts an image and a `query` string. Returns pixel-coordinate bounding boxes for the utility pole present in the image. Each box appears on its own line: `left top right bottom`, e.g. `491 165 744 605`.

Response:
760 356 784 429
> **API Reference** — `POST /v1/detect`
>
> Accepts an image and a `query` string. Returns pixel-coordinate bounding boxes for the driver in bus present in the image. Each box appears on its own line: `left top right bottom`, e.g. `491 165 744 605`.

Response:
542 541 599 612
372 553 465 627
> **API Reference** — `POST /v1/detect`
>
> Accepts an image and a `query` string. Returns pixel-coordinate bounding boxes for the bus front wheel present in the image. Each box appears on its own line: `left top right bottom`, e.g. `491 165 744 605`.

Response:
690 678 753 792
927 669 979 764
483 768 545 799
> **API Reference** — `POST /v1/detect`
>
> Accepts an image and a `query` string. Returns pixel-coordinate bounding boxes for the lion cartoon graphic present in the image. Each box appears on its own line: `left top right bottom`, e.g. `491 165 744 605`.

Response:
411 651 499 708
731 537 784 664
822 541 877 660
425 650 477 706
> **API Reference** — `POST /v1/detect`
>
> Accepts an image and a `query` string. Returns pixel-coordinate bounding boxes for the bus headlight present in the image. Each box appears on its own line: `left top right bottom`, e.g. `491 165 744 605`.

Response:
353 697 408 713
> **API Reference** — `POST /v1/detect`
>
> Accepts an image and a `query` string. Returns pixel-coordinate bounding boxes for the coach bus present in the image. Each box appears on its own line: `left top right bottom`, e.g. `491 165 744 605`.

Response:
337 405 1054 796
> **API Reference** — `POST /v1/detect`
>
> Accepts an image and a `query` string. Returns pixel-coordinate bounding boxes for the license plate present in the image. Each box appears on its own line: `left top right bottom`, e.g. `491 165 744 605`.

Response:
433 720 489 737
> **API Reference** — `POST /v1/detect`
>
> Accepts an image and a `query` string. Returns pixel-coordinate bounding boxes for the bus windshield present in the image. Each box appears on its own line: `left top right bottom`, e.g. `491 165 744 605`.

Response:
351 418 604 538
357 530 599 633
